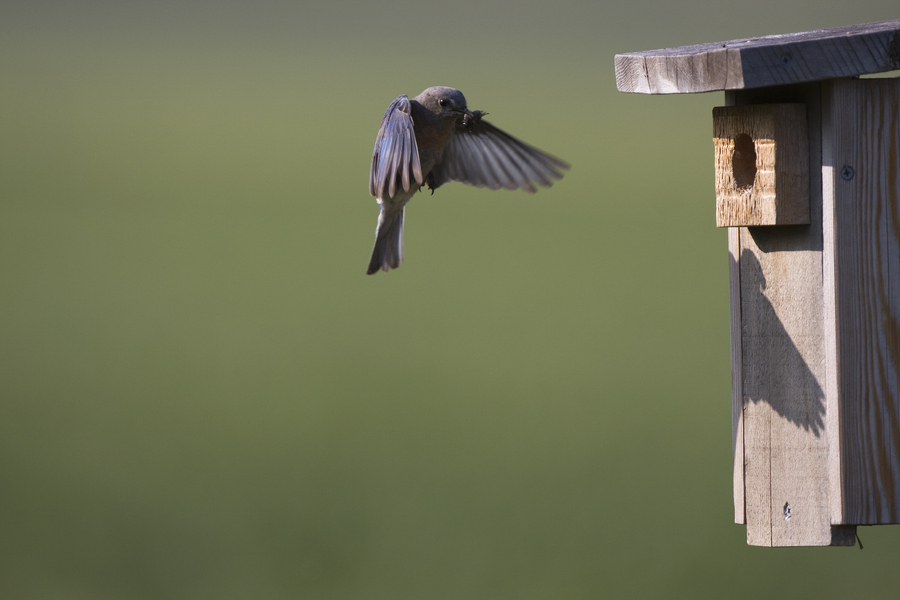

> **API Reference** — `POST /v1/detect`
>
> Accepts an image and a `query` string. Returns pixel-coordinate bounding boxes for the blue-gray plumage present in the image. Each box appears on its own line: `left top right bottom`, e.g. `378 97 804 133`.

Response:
367 86 569 274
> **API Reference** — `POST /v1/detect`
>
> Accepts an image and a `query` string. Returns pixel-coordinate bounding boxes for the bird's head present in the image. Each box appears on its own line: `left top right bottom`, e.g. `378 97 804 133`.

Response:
417 86 474 122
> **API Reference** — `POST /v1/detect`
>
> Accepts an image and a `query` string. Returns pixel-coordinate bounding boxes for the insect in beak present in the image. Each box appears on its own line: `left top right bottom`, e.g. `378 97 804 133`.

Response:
460 109 487 128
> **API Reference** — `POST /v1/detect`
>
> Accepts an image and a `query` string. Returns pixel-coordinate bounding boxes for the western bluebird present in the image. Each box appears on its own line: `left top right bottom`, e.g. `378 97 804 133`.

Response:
367 86 569 274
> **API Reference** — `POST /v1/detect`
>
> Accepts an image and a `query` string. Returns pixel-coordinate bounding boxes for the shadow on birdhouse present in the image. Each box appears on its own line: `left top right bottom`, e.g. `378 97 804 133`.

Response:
616 19 900 547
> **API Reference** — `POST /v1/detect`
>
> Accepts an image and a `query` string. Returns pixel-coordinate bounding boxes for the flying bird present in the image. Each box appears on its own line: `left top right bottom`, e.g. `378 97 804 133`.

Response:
367 86 569 274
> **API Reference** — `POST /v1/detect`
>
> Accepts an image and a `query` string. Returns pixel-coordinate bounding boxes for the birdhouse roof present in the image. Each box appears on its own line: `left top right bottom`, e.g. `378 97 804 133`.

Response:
615 20 900 94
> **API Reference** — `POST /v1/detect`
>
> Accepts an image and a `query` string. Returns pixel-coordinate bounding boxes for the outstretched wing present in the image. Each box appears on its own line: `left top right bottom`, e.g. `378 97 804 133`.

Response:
430 119 570 193
369 95 424 200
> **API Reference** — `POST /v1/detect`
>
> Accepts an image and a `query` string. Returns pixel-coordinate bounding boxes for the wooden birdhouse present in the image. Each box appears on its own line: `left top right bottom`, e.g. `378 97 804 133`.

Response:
615 20 900 547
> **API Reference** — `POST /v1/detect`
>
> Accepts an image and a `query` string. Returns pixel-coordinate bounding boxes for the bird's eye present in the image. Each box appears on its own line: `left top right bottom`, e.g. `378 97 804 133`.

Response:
439 98 449 108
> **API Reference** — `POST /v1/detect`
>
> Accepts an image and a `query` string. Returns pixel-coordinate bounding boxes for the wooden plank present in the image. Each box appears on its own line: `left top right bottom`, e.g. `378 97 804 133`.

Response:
739 221 834 545
615 20 900 95
730 226 745 524
713 104 810 226
821 84 843 526
729 84 856 546
824 78 900 524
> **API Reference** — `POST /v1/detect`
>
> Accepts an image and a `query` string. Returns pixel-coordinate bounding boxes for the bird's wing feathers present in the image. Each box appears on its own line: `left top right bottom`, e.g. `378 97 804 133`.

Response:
369 95 424 200
430 119 570 193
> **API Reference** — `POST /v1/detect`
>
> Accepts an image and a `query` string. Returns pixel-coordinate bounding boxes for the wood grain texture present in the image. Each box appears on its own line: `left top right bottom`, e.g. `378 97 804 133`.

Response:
824 78 900 524
714 104 810 226
728 85 856 546
739 222 835 545
616 20 900 95
730 226 745 524
821 89 843 527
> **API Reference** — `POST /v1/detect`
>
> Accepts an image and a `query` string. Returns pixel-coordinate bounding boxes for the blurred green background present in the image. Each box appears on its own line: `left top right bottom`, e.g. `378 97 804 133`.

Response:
2 1 899 598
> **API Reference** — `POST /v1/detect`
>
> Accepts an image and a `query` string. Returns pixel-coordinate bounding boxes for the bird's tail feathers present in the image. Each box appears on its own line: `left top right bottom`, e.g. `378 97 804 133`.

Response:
366 207 405 274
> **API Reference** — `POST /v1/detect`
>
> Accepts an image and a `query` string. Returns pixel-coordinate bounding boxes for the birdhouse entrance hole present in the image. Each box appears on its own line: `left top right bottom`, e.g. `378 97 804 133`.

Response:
712 104 809 227
615 18 900 548
732 133 757 190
